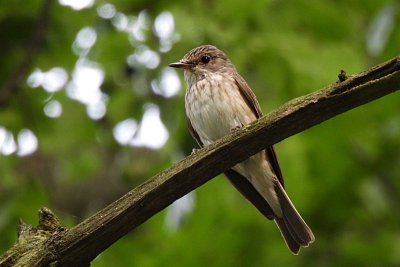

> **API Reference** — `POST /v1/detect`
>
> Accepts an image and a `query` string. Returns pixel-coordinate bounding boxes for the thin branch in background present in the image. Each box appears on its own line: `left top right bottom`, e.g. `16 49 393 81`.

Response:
0 0 53 108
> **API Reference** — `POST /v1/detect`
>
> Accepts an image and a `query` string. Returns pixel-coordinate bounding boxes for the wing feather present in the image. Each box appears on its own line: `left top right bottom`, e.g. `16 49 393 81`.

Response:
234 74 284 187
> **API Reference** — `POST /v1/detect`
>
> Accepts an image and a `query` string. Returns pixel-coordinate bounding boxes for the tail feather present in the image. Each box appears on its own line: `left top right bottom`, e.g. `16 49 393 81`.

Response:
274 181 315 247
224 169 314 254
274 217 301 254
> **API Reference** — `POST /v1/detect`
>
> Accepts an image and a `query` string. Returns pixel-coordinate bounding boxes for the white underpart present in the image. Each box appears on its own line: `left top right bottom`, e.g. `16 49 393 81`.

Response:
185 72 251 144
184 70 282 216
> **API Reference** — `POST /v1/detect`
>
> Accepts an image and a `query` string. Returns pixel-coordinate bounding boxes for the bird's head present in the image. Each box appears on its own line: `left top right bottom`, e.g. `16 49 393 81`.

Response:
169 45 234 83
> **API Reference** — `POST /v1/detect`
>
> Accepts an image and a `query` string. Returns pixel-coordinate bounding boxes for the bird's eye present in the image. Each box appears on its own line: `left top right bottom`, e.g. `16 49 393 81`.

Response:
201 55 211 64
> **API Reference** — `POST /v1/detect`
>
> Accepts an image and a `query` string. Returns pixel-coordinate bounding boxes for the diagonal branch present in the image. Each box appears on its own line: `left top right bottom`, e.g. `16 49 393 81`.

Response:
1 55 400 266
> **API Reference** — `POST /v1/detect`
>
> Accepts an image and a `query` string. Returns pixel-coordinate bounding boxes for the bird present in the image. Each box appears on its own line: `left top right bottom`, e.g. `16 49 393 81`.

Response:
169 45 314 254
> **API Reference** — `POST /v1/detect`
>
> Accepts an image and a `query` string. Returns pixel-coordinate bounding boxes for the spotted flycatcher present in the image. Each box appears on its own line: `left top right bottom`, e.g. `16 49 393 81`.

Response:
169 45 314 254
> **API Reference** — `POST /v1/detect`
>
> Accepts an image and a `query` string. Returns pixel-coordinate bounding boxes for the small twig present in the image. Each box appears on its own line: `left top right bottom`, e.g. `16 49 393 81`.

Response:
337 69 348 82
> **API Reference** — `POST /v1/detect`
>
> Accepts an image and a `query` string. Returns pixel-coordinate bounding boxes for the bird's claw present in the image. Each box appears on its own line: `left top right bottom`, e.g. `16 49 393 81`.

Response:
230 124 244 133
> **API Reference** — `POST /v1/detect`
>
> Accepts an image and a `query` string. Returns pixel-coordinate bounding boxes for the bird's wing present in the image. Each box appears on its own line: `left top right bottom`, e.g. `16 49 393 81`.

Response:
234 74 284 187
224 168 274 219
187 117 203 146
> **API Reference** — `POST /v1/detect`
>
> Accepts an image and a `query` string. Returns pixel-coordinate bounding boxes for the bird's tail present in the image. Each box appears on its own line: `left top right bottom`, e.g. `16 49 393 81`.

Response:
273 180 314 254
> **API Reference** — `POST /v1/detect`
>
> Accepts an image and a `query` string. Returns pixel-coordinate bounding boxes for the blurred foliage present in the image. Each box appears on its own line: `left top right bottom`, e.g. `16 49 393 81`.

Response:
0 0 400 266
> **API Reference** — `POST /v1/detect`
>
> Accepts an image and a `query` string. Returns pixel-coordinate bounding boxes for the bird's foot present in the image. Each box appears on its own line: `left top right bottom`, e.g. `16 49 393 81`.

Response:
191 148 200 155
230 124 244 133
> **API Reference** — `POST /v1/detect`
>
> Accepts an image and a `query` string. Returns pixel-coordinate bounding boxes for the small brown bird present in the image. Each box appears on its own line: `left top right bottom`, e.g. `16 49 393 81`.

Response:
169 45 314 254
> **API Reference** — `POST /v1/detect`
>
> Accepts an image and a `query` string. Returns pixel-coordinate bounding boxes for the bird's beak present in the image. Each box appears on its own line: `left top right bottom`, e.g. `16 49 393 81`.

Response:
169 61 192 69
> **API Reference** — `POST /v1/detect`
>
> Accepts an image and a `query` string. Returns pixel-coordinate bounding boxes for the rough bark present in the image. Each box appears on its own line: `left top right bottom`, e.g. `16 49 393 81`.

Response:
1 56 399 266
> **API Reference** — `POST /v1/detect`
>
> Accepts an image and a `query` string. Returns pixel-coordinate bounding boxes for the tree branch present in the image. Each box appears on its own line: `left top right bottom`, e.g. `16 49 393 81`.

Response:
1 56 399 266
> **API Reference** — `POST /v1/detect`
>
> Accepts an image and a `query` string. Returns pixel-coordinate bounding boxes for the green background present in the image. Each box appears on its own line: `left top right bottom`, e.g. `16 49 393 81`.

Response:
1 0 399 266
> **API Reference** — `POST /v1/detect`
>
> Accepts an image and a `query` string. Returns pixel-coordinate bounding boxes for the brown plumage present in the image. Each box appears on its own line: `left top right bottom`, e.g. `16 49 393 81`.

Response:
169 45 314 254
